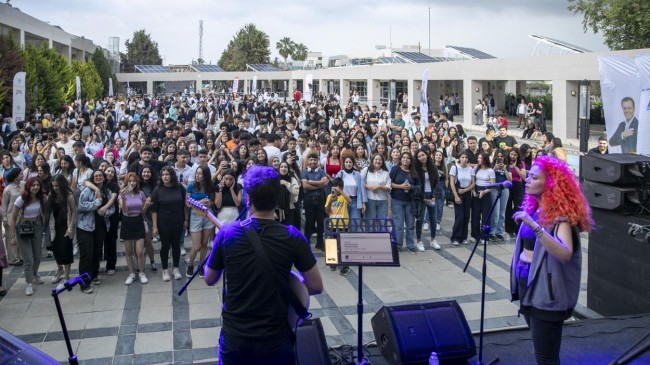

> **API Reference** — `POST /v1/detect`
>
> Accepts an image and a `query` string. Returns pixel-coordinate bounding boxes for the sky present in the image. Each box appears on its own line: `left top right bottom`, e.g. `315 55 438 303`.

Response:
12 0 608 65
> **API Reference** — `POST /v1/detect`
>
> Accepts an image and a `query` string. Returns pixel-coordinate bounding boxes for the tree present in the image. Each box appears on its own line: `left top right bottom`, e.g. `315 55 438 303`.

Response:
568 0 650 50
276 37 295 69
23 45 71 114
124 29 163 72
293 43 309 61
90 48 115 97
70 61 103 102
0 35 25 116
218 24 271 71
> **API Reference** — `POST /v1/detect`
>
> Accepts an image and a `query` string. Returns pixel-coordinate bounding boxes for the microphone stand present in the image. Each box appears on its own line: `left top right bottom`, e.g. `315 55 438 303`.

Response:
463 187 504 365
51 273 91 365
178 205 249 296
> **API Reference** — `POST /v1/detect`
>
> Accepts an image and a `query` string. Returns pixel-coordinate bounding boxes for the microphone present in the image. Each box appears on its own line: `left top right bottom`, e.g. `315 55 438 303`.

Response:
482 181 513 189
63 273 91 291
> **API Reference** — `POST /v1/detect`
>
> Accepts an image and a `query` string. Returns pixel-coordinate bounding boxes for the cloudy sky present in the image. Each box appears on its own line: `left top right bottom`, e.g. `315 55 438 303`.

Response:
12 0 607 65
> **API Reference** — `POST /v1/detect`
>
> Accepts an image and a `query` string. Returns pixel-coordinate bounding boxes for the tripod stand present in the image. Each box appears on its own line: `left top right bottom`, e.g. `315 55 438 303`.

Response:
51 273 91 365
463 187 505 365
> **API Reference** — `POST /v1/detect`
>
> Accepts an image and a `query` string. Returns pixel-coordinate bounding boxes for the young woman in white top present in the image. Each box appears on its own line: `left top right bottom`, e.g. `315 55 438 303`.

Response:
362 154 391 219
449 152 475 246
470 152 496 243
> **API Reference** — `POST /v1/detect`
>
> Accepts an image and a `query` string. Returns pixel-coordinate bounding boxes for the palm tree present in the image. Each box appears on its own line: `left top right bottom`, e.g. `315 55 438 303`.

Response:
276 37 295 69
293 43 309 61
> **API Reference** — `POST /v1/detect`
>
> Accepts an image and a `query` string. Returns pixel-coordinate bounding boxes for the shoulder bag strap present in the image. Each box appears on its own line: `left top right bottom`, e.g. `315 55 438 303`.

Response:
242 223 309 320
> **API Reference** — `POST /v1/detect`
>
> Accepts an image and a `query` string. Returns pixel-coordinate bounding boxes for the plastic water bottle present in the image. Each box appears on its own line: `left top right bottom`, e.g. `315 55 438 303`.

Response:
429 352 439 365
505 233 511 244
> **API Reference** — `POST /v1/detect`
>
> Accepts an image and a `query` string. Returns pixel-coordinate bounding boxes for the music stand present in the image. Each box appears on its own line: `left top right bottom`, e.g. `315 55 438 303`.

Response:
324 218 400 365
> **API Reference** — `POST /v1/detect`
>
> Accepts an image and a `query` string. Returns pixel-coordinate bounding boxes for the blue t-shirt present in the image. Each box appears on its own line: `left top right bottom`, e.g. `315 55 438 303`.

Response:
187 182 210 201
389 165 419 202
301 167 327 197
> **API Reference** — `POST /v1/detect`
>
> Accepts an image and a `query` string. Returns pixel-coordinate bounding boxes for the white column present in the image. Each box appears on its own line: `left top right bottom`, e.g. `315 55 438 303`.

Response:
340 79 350 103
505 80 517 95
517 81 527 96
20 30 25 48
407 79 415 108
367 78 380 106
147 80 154 96
552 80 579 140
463 79 482 123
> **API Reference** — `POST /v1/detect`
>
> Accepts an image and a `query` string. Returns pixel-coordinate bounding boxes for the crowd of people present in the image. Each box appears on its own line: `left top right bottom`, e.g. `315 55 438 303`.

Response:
0 89 574 295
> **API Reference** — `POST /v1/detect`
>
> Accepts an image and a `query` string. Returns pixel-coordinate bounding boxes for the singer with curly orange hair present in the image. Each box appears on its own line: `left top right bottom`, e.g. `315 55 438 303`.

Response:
510 156 593 365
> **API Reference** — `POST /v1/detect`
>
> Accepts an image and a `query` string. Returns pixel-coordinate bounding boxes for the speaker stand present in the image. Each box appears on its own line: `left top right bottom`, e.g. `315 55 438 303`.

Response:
354 265 369 365
463 189 503 365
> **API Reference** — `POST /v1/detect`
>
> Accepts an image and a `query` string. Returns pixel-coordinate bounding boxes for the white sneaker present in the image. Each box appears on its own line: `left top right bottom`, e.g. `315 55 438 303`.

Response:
423 223 429 231
73 244 79 256
172 268 182 280
152 236 160 243
56 282 65 291
125 273 136 285
416 241 425 252
461 239 469 245
452 241 460 246
139 273 149 284
436 223 441 231
51 270 63 284
162 269 171 282
180 247 187 256
469 237 477 244
25 283 33 296
430 239 441 250
107 270 116 276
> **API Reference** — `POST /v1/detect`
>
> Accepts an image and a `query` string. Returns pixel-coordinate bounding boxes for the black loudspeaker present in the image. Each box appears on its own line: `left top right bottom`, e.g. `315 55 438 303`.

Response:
296 318 331 365
581 154 650 184
371 300 476 365
582 180 638 210
588 208 650 316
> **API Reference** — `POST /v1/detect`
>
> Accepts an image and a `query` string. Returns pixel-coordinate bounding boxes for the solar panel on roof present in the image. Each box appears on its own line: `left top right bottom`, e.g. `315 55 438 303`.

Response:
247 64 281 72
393 52 440 64
135 65 168 73
192 64 224 72
529 35 591 54
445 46 496 60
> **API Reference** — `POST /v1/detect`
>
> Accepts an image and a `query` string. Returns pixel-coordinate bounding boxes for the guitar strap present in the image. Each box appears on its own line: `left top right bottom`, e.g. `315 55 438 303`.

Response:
241 220 310 322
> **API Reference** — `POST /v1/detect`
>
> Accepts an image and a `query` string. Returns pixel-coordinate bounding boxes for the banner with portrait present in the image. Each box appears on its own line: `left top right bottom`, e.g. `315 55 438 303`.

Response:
304 74 313 103
634 54 650 156
598 56 640 154
12 72 26 131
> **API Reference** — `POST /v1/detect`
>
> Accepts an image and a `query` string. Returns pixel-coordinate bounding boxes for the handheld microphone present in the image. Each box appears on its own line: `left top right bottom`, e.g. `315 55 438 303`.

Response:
63 273 91 291
483 181 513 189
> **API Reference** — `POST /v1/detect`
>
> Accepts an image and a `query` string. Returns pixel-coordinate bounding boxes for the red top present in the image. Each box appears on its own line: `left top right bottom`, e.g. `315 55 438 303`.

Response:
325 157 341 178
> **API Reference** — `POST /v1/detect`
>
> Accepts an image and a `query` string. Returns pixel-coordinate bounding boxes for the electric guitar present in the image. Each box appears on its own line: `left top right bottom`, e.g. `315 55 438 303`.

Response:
186 197 310 330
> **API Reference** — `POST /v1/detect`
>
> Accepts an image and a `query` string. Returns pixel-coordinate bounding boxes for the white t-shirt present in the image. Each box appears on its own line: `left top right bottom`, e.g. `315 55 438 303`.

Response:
449 164 475 189
55 140 76 157
14 196 42 219
263 145 282 162
475 168 496 187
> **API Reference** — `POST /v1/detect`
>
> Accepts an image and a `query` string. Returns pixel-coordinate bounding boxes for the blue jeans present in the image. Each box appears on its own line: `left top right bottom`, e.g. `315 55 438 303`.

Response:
392 199 415 249
435 183 445 224
490 188 509 236
416 192 437 240
365 199 388 220
347 196 362 232
218 330 295 365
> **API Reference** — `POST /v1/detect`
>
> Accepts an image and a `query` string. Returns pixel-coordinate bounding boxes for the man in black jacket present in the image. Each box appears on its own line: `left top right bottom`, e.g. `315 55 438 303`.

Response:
609 97 638 154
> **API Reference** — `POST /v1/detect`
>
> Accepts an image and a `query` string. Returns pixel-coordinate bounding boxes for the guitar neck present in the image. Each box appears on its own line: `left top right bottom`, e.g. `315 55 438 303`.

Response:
204 210 222 230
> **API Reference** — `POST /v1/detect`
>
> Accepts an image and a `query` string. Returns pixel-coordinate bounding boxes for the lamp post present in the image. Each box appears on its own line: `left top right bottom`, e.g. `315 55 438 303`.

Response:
578 79 590 153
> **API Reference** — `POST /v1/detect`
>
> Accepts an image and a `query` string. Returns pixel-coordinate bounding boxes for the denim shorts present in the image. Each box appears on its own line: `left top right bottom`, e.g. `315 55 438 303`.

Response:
189 210 215 233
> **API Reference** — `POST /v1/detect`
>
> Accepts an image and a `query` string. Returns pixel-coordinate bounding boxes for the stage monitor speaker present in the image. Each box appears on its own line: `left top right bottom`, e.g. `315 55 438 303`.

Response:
371 300 476 365
582 180 638 211
588 208 650 316
296 318 331 365
581 154 650 184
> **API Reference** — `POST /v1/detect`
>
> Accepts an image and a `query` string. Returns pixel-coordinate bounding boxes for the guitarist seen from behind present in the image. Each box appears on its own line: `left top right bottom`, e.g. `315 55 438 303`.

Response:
204 165 324 365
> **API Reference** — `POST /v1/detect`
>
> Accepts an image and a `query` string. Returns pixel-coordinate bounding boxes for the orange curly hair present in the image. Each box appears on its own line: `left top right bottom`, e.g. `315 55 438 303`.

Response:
522 156 593 232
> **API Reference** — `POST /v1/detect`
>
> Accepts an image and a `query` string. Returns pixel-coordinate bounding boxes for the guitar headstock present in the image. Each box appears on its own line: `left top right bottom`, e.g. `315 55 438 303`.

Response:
186 197 209 215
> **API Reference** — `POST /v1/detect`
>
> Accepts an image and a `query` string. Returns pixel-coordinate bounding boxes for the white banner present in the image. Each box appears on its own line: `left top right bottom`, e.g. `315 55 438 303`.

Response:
108 77 114 97
232 77 239 96
12 72 26 131
598 56 640 154
634 54 650 156
420 69 429 123
252 76 257 94
304 74 313 103
76 75 81 102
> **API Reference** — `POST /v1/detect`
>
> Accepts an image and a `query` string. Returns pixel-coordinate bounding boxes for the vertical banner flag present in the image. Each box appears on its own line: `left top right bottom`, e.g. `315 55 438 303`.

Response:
304 74 313 103
12 72 26 131
420 69 429 123
598 56 640 154
109 77 114 97
252 76 258 94
232 77 239 97
76 76 81 111
634 54 650 156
